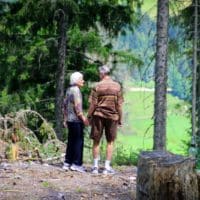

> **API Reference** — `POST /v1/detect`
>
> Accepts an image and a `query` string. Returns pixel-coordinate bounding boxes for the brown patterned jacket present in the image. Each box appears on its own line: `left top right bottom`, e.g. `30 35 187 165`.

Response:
88 76 123 124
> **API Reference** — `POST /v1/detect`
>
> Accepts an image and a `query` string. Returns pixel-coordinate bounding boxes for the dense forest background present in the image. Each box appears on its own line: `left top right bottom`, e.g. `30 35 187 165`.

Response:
0 0 191 115
0 0 198 166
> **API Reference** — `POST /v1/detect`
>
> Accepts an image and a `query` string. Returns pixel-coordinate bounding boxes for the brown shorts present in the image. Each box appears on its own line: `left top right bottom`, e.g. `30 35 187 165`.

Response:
90 115 118 143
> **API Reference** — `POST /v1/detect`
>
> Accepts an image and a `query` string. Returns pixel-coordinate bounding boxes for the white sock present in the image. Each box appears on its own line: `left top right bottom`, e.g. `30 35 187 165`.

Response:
105 160 111 169
93 158 99 168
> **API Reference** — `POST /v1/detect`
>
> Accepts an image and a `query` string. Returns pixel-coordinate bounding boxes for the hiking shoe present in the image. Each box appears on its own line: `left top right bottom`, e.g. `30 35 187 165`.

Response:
62 162 70 171
70 164 86 173
103 167 115 175
91 167 99 174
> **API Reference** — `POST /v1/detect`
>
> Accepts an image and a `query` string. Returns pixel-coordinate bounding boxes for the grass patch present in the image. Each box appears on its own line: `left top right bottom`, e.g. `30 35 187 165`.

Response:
116 88 190 156
141 0 192 18
141 0 157 18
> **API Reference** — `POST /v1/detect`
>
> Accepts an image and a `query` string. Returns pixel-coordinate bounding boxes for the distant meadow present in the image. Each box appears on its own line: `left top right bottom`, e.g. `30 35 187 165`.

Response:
115 81 190 156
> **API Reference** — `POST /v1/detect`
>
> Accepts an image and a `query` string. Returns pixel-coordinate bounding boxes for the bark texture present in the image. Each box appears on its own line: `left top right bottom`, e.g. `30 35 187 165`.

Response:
136 151 199 200
55 9 67 140
154 0 169 150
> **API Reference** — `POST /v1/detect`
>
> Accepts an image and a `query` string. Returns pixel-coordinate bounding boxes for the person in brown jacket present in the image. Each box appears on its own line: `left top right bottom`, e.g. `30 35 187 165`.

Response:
87 65 123 174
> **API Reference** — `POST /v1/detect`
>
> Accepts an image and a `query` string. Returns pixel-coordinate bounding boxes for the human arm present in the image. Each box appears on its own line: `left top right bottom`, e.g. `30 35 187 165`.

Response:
62 97 68 127
78 113 89 126
74 88 89 126
117 104 123 126
116 90 124 126
87 88 97 123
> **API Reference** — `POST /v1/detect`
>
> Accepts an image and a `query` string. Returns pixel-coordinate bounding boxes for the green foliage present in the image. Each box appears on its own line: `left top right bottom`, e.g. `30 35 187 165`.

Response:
7 55 17 63
0 0 142 126
39 122 56 143
18 131 61 160
113 144 139 166
114 50 143 67
0 1 146 166
68 25 103 53
39 142 60 159
0 88 21 113
41 181 51 188
115 12 191 101
5 143 13 160
41 180 55 189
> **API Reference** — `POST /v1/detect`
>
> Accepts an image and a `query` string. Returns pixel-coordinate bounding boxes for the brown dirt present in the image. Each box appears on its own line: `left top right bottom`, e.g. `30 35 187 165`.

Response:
0 161 137 200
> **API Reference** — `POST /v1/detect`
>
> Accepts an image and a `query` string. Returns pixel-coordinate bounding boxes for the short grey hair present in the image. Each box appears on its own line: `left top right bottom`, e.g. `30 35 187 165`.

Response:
70 72 83 85
99 65 110 74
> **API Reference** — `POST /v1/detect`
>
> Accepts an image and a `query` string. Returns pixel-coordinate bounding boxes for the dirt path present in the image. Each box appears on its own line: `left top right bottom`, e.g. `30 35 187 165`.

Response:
0 162 137 200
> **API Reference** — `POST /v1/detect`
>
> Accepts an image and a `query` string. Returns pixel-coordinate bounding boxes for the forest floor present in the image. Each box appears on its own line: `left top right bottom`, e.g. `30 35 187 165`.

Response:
0 161 137 200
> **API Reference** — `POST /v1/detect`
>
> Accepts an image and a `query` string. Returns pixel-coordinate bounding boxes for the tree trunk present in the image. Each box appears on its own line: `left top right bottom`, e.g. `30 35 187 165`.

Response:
154 0 169 150
136 151 199 200
197 171 200 196
192 0 198 140
194 0 200 148
55 9 67 140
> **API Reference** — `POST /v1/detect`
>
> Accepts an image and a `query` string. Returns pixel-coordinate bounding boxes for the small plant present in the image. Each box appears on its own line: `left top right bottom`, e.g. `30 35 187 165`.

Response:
40 141 61 159
41 180 57 190
42 181 50 188
113 144 139 166
41 181 55 189
5 143 12 160
39 122 56 143
76 186 84 193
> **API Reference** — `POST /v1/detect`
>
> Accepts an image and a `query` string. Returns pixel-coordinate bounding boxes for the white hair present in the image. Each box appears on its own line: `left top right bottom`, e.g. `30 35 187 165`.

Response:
70 72 83 85
99 65 110 74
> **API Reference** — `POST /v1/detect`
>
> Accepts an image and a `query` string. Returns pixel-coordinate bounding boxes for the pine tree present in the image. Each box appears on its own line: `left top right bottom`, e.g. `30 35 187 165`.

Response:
153 0 169 150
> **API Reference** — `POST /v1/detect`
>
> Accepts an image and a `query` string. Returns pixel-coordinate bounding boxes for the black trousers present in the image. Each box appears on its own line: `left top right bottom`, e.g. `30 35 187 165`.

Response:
65 122 84 166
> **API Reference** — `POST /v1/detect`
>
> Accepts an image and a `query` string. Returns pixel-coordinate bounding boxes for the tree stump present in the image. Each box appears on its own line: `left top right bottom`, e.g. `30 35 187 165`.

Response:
197 171 200 197
136 151 199 200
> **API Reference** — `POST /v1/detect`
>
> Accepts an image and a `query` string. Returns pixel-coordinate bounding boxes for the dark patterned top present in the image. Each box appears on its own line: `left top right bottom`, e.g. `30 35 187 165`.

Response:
63 85 83 122
88 77 123 121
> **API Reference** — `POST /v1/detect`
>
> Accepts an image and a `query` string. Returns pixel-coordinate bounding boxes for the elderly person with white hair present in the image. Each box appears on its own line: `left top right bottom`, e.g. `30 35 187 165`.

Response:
62 72 89 173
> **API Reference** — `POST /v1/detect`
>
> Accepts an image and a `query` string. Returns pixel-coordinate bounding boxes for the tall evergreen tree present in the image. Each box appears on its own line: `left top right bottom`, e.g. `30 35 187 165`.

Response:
177 0 200 151
0 0 141 140
55 5 68 140
153 0 169 150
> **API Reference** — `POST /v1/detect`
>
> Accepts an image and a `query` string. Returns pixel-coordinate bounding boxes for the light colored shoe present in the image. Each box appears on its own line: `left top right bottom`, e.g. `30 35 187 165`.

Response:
70 164 86 173
103 167 115 175
91 167 98 174
62 162 70 170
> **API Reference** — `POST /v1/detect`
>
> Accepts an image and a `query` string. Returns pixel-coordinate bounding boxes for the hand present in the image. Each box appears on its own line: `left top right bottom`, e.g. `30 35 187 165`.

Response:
63 121 67 128
83 116 89 126
118 121 122 127
87 117 92 126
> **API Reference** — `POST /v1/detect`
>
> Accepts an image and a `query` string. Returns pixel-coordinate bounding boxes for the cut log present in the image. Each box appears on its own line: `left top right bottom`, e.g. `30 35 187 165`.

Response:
197 171 200 197
136 151 199 200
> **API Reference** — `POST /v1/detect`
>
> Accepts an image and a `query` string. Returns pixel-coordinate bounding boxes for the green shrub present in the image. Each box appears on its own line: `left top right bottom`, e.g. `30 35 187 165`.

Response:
113 144 139 166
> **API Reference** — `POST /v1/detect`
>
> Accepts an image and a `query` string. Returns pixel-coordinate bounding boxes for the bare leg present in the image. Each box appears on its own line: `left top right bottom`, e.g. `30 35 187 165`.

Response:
104 141 115 172
92 141 100 159
106 141 113 161
92 141 100 170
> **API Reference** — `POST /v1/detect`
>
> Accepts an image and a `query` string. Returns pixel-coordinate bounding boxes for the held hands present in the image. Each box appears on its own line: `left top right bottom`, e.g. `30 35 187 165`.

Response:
88 117 92 126
82 116 89 126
